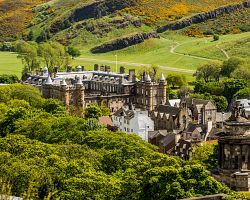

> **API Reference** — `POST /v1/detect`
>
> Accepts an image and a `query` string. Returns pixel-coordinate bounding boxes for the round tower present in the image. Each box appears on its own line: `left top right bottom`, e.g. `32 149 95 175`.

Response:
218 105 250 191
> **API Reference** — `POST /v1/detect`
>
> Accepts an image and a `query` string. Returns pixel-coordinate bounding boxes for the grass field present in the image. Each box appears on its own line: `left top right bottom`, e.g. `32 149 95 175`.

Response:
0 52 23 78
0 32 249 82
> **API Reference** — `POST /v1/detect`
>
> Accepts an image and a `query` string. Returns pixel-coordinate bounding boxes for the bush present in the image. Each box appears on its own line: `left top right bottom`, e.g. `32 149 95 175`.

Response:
0 74 19 84
213 34 220 41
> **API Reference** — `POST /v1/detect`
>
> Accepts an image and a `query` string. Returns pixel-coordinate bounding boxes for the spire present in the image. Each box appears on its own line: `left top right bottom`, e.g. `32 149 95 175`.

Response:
45 75 53 85
76 77 83 85
77 65 82 72
146 74 151 82
160 73 165 82
60 78 67 86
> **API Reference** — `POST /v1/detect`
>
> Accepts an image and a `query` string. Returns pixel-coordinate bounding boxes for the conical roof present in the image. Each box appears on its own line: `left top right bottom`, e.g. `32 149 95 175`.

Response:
45 75 53 85
76 77 83 85
146 74 151 82
160 73 165 81
60 78 67 86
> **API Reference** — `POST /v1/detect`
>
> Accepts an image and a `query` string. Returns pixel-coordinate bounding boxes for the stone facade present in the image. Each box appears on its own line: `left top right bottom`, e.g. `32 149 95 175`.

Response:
25 66 167 114
218 105 250 191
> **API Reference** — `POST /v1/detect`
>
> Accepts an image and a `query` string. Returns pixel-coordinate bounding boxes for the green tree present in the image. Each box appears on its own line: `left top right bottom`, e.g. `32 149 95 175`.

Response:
39 42 71 71
167 74 187 88
84 104 102 119
213 34 219 41
0 74 18 84
42 99 66 115
191 142 218 170
223 79 247 102
16 41 40 71
67 46 81 58
195 63 221 82
220 57 242 78
235 87 250 99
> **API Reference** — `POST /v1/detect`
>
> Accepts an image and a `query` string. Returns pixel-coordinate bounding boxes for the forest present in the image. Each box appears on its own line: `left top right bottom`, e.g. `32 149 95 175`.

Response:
0 83 230 199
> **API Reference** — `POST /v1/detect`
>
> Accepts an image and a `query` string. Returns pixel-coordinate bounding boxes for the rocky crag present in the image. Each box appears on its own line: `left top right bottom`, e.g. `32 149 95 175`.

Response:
91 32 159 53
157 0 250 33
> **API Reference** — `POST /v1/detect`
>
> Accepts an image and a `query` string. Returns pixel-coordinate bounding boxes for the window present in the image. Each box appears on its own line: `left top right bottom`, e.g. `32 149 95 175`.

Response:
131 129 133 132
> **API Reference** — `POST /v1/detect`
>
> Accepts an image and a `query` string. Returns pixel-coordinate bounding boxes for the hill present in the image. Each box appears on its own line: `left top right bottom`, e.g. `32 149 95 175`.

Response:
0 0 50 41
0 0 248 44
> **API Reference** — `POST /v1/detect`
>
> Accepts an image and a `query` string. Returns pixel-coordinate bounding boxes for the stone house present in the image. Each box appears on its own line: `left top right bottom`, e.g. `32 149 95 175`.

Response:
148 130 181 154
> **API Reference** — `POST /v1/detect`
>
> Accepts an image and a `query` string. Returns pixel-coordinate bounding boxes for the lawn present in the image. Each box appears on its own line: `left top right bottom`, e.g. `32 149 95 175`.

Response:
0 32 249 83
0 52 23 78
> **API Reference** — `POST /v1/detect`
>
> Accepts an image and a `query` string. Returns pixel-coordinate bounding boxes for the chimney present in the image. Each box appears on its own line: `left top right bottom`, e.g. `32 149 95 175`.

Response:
40 67 43 76
128 69 135 82
54 66 59 74
107 66 111 73
120 66 125 74
77 65 82 72
100 65 104 71
66 66 72 72
94 64 99 71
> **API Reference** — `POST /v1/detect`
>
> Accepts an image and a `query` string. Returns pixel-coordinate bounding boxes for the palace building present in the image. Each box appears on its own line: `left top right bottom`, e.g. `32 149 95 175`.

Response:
25 65 167 114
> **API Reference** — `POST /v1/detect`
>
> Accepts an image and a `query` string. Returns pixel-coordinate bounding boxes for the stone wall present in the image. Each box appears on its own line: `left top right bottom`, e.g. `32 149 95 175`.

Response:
91 32 159 53
180 194 226 200
157 0 250 33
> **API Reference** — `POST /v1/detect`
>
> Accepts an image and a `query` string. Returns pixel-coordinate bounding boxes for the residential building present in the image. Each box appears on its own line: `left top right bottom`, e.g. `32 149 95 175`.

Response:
112 106 154 141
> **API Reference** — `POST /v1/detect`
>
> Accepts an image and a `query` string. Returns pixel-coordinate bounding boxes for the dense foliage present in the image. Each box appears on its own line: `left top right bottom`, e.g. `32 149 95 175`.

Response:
0 84 229 199
0 74 18 84
192 58 250 108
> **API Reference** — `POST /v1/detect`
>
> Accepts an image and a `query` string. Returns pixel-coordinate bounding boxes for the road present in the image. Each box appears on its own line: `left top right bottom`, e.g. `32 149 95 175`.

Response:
75 57 196 73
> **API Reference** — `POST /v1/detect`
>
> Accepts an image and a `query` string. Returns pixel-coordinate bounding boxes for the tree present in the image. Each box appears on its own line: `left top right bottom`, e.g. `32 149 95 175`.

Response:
84 104 102 119
191 142 218 170
220 57 242 78
42 99 66 115
212 96 228 112
235 87 250 99
223 79 247 102
213 34 219 41
177 86 192 98
195 63 221 82
39 42 71 71
167 74 187 88
0 74 18 84
150 65 159 82
16 41 40 71
67 46 81 58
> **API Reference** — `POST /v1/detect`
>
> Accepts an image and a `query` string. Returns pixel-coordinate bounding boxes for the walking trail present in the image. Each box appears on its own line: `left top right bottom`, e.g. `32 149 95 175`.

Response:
76 57 196 73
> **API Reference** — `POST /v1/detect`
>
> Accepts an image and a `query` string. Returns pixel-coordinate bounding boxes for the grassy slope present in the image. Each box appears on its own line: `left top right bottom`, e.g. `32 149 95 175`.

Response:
0 52 23 78
0 0 50 41
0 32 248 81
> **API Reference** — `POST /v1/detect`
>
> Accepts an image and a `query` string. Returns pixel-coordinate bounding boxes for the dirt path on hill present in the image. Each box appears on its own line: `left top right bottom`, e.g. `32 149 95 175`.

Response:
170 42 219 61
216 44 230 59
76 57 196 73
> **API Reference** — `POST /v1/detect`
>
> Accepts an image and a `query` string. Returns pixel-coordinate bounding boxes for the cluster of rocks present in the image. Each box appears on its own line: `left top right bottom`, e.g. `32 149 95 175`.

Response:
91 32 160 53
157 0 250 33
69 0 136 22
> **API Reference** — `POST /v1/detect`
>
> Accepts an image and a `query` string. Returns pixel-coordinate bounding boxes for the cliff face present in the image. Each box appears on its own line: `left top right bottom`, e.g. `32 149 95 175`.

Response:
69 0 136 22
49 0 136 34
91 32 160 53
157 0 250 33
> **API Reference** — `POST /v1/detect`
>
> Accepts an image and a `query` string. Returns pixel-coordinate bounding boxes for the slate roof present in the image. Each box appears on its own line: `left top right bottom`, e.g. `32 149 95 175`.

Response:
155 105 181 116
